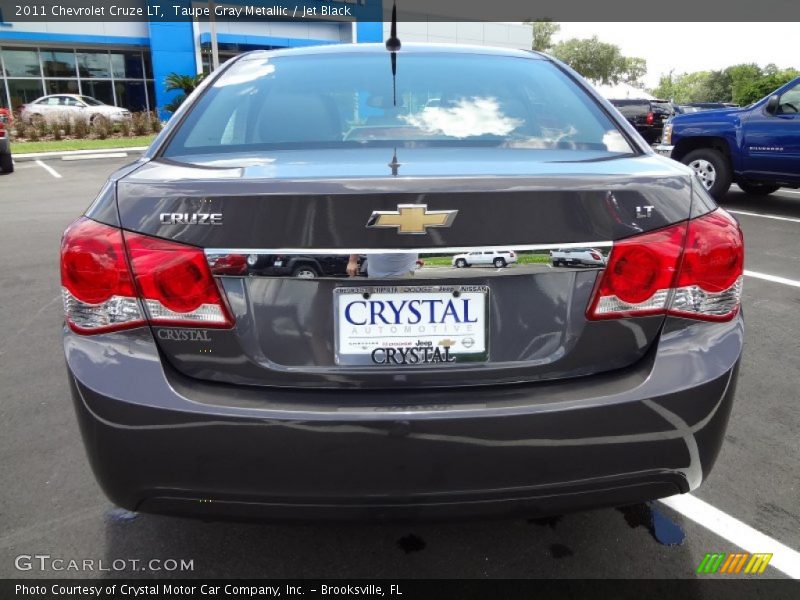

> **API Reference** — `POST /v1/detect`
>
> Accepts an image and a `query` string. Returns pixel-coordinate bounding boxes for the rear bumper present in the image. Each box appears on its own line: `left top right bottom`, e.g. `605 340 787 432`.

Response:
65 315 742 521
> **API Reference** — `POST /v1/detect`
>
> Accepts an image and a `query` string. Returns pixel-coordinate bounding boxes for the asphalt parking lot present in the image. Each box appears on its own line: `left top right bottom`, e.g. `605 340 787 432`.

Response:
0 155 798 580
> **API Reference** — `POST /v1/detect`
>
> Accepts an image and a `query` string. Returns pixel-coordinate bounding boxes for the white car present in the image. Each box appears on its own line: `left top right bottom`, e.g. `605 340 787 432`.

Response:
452 250 517 268
550 248 607 267
20 94 131 124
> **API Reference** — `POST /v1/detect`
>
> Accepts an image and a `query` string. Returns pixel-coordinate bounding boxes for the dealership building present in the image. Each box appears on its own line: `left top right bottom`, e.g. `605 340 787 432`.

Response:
0 1 531 116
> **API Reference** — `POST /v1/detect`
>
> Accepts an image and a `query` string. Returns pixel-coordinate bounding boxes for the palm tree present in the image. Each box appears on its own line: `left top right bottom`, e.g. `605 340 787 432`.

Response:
164 73 205 113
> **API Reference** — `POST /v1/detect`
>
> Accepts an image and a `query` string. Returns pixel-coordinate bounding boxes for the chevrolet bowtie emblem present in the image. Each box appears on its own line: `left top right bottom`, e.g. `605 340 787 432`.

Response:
366 204 458 235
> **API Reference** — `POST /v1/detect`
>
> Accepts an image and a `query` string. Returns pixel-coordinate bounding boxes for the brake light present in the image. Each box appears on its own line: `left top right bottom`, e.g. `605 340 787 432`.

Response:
646 111 654 125
587 209 743 322
61 218 145 333
61 217 233 334
588 223 684 318
590 251 602 261
669 209 744 320
125 233 233 327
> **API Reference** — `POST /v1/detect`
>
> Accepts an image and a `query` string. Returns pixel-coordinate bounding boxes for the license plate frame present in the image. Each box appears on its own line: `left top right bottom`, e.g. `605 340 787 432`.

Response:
333 285 489 366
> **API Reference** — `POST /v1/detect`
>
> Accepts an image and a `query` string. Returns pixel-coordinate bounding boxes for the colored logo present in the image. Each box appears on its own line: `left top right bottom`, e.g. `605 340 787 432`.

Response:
696 552 773 575
366 204 458 235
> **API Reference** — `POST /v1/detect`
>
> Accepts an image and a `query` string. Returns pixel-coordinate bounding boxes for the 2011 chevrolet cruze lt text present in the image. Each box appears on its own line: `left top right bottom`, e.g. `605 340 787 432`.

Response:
61 44 744 520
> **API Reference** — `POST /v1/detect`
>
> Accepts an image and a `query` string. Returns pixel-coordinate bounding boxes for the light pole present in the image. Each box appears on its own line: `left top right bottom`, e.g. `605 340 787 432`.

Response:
208 0 220 71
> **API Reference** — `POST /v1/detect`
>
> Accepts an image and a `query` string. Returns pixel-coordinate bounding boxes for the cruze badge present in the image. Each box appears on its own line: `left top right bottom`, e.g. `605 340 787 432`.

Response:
159 213 223 225
366 204 457 235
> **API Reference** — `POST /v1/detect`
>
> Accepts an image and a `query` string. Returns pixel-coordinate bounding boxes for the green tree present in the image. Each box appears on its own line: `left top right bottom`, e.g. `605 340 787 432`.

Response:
164 72 205 113
732 65 799 105
524 19 560 52
551 36 647 86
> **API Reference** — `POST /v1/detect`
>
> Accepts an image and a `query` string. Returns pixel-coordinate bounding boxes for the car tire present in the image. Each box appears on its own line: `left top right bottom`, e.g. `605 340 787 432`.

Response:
292 266 318 279
737 182 781 196
682 148 732 199
493 258 506 268
0 152 13 174
455 259 467 268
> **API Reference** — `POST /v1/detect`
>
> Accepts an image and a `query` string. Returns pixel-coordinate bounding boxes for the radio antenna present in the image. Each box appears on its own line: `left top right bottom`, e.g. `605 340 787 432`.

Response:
385 1 401 106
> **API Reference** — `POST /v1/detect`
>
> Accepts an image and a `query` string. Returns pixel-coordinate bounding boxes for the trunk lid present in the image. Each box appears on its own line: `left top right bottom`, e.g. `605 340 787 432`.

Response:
116 149 694 389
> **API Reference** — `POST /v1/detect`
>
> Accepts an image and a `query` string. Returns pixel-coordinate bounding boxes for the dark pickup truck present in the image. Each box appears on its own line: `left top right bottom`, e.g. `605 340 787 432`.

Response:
609 98 673 143
657 77 800 198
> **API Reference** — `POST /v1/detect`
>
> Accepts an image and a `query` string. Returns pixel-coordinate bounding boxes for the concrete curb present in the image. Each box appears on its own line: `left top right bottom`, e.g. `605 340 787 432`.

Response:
12 147 148 162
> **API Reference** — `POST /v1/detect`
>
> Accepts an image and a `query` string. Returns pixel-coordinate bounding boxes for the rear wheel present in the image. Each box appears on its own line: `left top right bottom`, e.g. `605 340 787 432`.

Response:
493 257 506 268
682 148 732 199
455 258 467 268
737 182 781 196
0 152 12 173
292 265 318 279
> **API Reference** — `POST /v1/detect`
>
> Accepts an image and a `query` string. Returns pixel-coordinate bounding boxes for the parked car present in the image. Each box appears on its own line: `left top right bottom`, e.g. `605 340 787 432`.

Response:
246 253 353 278
20 94 131 124
60 44 744 521
0 110 12 173
550 248 606 267
452 250 517 268
658 77 800 198
608 98 673 143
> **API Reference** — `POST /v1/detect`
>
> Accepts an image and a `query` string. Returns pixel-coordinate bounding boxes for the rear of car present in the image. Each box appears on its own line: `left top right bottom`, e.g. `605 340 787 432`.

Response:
550 248 606 267
61 45 743 520
609 99 671 144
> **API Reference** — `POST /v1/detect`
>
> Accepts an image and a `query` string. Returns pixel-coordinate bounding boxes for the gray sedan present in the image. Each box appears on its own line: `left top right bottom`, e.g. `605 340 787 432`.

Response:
60 43 744 521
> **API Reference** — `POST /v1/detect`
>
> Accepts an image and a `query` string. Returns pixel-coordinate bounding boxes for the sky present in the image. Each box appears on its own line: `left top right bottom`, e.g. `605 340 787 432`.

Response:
553 23 800 89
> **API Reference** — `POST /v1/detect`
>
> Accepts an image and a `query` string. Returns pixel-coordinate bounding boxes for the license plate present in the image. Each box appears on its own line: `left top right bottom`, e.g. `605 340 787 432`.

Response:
334 285 489 366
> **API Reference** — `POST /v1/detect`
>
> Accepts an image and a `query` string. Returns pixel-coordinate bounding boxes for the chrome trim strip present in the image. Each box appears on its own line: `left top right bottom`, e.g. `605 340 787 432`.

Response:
204 241 614 256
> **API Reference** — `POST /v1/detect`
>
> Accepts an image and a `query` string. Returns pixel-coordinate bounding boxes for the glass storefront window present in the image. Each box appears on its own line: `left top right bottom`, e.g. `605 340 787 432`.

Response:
115 81 147 111
1 46 153 112
80 80 114 105
40 49 77 78
45 79 80 95
7 79 44 109
111 51 144 79
77 51 111 78
2 49 41 77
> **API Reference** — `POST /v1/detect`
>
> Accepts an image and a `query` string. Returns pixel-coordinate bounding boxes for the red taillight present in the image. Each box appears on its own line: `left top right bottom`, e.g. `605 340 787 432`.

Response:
588 209 743 322
60 218 145 333
209 254 247 276
646 111 654 125
125 233 233 327
61 217 234 334
590 251 602 261
669 209 744 321
588 223 684 318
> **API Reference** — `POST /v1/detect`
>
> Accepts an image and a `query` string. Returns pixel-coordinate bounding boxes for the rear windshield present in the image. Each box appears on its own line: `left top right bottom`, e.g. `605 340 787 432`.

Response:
162 52 634 157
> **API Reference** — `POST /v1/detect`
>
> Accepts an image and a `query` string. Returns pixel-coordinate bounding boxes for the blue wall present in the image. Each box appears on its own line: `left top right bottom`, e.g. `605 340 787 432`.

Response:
147 1 196 119
355 22 383 43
